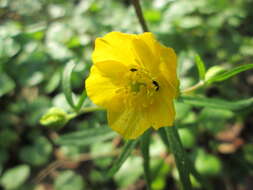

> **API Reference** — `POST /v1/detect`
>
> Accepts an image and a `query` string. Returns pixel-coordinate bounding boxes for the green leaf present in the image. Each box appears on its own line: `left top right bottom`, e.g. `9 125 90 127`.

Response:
195 55 206 80
207 64 253 83
19 137 53 166
0 73 15 97
44 69 61 93
0 165 30 190
0 37 20 59
165 127 192 190
114 156 143 187
158 128 170 149
76 90 87 112
54 170 85 190
62 60 77 111
91 142 114 169
55 127 116 146
195 149 222 176
160 129 212 190
189 165 212 190
107 139 139 178
205 65 226 81
199 107 234 134
178 128 196 149
180 95 253 111
140 129 151 190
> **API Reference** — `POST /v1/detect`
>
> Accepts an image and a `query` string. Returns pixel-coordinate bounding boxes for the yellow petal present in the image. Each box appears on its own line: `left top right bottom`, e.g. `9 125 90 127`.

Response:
158 45 179 97
148 96 175 130
134 32 179 96
94 60 128 80
131 34 159 72
138 32 159 57
92 32 136 66
107 105 150 139
85 65 123 110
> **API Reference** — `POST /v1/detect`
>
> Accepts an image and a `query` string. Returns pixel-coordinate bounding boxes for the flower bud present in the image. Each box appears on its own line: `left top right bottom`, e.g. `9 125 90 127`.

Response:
205 65 226 82
40 107 70 130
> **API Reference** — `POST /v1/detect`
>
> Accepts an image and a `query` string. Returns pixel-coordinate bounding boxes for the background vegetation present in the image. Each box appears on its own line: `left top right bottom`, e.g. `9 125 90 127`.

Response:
0 0 253 189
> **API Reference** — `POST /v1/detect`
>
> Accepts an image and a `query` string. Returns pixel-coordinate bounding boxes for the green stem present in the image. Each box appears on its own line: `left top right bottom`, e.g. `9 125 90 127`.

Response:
131 0 149 32
68 106 104 120
140 129 151 190
165 127 192 190
181 81 205 94
79 106 104 114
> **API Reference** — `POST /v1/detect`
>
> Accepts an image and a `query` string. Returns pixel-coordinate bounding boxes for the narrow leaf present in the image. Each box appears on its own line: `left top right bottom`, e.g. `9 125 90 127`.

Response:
160 128 211 190
180 95 253 111
195 55 206 81
76 90 87 112
55 127 116 146
62 60 76 110
189 163 213 190
158 128 170 149
107 140 139 178
140 129 151 190
207 64 253 83
165 127 192 190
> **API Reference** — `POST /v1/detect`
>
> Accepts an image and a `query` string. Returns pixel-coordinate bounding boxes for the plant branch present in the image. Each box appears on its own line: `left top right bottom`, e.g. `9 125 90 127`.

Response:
68 106 104 120
79 106 104 114
131 0 149 32
182 81 205 94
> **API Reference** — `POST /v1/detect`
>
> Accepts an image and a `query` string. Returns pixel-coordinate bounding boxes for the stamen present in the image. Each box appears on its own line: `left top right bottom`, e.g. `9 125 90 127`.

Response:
130 68 138 72
152 80 160 91
126 67 160 108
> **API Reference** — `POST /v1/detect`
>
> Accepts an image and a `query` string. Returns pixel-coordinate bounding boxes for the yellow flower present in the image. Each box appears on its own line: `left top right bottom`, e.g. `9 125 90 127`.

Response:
85 32 179 139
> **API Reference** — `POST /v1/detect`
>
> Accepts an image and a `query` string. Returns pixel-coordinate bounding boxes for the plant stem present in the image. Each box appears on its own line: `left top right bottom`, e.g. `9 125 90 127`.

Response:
79 106 104 114
131 0 149 32
165 127 192 190
181 81 205 94
68 106 104 120
140 129 151 190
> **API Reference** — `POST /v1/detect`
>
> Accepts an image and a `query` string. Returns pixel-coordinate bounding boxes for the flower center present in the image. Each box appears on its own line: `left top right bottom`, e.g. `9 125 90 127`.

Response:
114 67 161 108
129 68 159 93
115 67 160 108
130 82 146 93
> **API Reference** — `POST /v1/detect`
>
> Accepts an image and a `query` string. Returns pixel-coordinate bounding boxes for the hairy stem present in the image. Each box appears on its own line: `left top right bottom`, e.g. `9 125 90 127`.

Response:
182 81 205 94
131 0 149 32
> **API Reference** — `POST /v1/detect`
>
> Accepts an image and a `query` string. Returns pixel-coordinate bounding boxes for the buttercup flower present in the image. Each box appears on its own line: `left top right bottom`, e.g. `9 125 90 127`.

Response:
85 32 179 139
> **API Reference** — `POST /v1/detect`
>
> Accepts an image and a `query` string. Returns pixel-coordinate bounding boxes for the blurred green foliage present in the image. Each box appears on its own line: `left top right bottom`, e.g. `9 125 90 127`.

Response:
0 0 253 189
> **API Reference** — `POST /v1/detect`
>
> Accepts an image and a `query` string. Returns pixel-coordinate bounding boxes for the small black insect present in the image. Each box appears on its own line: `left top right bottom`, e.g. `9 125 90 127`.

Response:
130 68 138 72
152 80 159 91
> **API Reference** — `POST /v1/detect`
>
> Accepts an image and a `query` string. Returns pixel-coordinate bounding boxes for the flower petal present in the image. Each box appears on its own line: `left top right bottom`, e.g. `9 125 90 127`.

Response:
158 45 179 97
131 33 160 72
92 32 135 65
107 105 150 139
138 32 159 57
85 65 123 109
94 60 128 80
148 97 175 130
